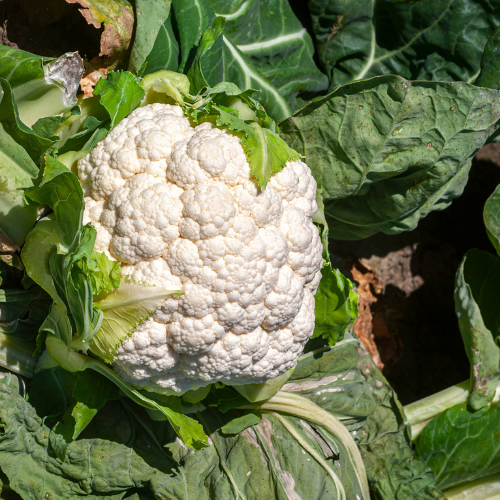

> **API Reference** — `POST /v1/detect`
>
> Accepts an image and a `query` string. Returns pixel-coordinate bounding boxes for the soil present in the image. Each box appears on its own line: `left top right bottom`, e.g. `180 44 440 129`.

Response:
0 0 102 59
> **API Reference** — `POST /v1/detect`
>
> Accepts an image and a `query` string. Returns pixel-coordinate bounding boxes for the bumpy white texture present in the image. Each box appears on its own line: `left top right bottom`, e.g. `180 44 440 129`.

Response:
78 104 323 395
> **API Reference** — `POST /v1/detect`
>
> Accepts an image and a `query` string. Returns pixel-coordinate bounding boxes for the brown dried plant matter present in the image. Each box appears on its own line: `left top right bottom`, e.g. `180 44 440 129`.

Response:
65 0 134 95
351 259 405 371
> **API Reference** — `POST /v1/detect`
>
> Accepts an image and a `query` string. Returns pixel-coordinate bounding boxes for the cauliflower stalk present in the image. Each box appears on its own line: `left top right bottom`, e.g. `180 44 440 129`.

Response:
78 101 323 396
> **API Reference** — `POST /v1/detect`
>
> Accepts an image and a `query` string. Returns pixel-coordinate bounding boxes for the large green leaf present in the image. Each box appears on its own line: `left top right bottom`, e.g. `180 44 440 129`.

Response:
476 26 500 90
0 384 165 498
142 12 179 74
22 157 84 303
484 183 500 256
279 75 500 239
0 79 57 161
309 0 500 90
209 0 329 111
169 0 294 120
0 124 38 245
454 249 500 410
0 45 46 88
128 0 172 74
415 403 500 491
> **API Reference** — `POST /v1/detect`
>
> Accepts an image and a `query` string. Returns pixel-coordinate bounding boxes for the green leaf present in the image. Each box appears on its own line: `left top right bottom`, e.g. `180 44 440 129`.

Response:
209 0 328 111
356 348 445 499
22 158 84 304
170 0 293 120
0 383 169 498
232 368 294 403
416 403 500 491
313 265 358 345
0 287 43 324
279 75 500 239
49 369 119 460
476 27 500 90
129 0 173 74
220 410 262 435
0 328 38 378
94 71 145 128
484 184 500 257
309 0 500 90
187 16 225 93
0 79 56 161
39 303 73 348
0 45 46 88
27 364 77 419
454 249 500 410
48 226 103 346
25 156 83 251
143 15 179 75
54 96 109 151
0 123 38 246
83 251 122 295
90 280 183 362
171 0 211 73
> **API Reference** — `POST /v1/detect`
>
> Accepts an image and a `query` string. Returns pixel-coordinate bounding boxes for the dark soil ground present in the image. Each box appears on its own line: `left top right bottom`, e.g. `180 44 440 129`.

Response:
2 0 500 405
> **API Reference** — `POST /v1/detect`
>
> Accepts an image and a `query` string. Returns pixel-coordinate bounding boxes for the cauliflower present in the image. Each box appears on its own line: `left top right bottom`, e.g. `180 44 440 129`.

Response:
78 103 323 395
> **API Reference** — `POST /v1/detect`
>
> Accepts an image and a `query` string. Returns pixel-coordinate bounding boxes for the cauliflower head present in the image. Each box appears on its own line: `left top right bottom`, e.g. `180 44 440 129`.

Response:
78 103 323 395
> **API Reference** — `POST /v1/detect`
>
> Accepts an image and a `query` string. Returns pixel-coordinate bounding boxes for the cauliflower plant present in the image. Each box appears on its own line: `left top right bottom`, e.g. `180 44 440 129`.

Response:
78 103 323 395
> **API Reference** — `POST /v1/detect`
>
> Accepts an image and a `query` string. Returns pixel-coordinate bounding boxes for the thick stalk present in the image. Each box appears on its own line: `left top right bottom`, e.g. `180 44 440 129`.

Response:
443 472 500 499
261 391 370 500
404 380 500 440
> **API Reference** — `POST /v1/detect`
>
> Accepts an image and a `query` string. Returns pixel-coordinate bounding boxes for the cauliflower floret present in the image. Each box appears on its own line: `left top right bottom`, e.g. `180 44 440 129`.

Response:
269 160 318 217
78 104 323 395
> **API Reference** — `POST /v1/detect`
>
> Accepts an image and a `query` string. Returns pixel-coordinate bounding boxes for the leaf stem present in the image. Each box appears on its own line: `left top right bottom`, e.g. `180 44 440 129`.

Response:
404 379 500 440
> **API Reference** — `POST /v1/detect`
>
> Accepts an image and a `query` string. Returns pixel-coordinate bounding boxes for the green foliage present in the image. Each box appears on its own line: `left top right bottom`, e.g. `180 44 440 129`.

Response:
415 403 500 491
476 26 500 90
0 332 433 500
94 71 145 128
454 249 500 410
280 76 500 239
210 0 329 110
313 265 358 345
0 124 38 246
484 183 500 256
308 0 500 90
129 0 173 74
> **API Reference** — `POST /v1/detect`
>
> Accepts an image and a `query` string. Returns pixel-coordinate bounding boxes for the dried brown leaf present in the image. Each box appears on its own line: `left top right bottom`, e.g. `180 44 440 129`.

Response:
65 0 133 63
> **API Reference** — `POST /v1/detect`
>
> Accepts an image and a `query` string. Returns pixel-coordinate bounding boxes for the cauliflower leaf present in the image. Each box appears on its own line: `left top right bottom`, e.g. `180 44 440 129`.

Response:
90 281 183 363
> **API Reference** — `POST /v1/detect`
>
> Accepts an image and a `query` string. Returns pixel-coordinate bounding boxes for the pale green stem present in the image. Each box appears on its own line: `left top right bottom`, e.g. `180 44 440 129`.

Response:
404 380 500 441
443 472 500 499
